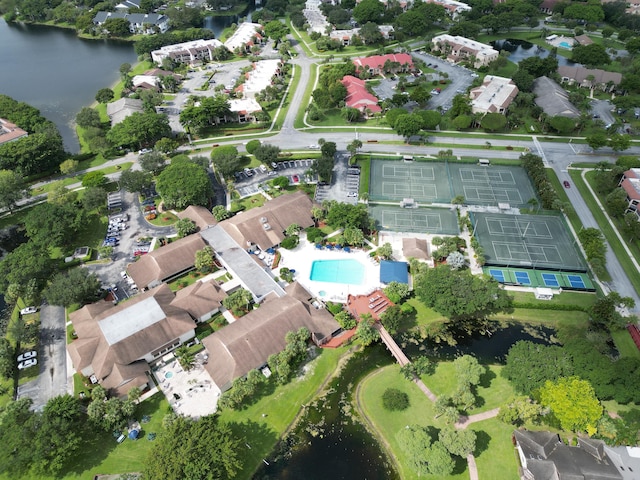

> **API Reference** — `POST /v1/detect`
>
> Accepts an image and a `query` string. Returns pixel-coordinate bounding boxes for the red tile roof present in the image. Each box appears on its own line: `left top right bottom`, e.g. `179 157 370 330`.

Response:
341 75 382 113
353 53 414 72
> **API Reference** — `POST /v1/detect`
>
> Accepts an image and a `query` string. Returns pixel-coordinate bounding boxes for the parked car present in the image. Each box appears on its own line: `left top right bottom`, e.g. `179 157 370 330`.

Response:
347 192 358 198
17 351 37 362
17 358 37 370
20 306 37 315
292 175 300 183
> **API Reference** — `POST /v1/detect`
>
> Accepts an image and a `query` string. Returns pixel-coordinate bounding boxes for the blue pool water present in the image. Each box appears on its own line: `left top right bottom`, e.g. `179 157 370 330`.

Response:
310 259 365 285
165 371 173 379
558 41 572 49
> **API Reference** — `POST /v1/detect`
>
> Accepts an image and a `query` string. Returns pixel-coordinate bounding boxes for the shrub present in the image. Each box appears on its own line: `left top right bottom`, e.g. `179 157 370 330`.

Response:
382 388 409 411
280 236 299 249
146 213 157 220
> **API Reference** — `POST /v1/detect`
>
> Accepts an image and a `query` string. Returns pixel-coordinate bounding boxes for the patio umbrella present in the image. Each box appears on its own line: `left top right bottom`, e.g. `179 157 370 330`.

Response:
335 244 342 250
129 429 139 440
344 246 351 252
315 244 323 249
326 244 333 250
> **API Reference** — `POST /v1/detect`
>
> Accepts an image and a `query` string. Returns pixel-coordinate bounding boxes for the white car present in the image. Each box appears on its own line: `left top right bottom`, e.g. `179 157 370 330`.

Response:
18 358 37 370
347 192 358 198
17 351 37 362
308 144 319 150
20 306 37 315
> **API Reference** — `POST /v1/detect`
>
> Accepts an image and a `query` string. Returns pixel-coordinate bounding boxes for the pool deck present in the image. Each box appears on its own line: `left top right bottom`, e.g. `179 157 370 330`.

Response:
278 236 382 303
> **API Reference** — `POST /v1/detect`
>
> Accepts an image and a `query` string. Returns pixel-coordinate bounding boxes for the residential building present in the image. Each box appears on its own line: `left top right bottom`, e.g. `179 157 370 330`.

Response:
402 237 429 260
92 12 169 35
217 190 314 250
127 234 207 290
470 75 519 114
202 282 340 391
619 168 640 218
177 205 217 232
425 0 472 17
431 34 499 68
575 34 594 46
236 59 283 99
151 38 225 65
68 284 196 397
132 69 182 91
514 429 623 480
329 25 394 46
0 118 28 145
224 22 263 53
170 279 227 322
352 53 414 76
601 0 640 15
341 75 381 114
229 98 263 123
557 66 622 91
106 98 144 126
532 76 580 118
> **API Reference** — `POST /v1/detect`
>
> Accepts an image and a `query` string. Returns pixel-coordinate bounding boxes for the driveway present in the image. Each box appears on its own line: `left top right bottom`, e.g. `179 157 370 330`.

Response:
411 52 475 111
590 99 616 127
314 153 354 203
234 160 316 198
16 305 67 411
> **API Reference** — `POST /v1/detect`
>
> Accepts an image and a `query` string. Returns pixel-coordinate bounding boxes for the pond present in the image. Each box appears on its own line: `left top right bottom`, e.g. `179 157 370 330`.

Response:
491 39 580 67
254 323 557 479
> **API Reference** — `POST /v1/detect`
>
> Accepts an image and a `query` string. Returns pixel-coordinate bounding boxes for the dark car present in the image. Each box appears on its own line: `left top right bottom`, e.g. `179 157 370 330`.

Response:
563 180 570 188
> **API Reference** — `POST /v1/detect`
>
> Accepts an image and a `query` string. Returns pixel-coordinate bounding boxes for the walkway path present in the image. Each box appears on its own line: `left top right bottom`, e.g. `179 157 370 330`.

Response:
455 407 501 430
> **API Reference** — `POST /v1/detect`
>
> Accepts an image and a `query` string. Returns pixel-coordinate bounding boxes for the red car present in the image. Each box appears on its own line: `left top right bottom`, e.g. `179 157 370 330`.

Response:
563 181 570 188
292 175 300 183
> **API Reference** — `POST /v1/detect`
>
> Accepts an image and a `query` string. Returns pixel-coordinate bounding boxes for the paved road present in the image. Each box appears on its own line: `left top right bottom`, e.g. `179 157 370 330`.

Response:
16 305 68 411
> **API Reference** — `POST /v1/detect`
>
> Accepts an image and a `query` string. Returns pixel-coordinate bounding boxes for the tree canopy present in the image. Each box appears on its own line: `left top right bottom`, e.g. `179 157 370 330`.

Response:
43 268 101 307
156 162 212 209
539 376 603 433
414 266 512 329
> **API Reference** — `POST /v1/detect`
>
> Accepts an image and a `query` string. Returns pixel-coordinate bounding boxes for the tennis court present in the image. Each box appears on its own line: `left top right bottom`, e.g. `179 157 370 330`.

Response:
368 159 536 207
484 267 595 291
369 205 459 234
472 212 586 271
369 159 451 203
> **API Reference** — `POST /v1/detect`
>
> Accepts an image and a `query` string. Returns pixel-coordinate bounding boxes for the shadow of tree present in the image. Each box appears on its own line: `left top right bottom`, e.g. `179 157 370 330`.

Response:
479 367 496 389
474 429 492 457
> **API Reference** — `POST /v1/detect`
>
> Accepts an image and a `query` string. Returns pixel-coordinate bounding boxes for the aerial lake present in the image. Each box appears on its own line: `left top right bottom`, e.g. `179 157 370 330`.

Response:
492 39 579 67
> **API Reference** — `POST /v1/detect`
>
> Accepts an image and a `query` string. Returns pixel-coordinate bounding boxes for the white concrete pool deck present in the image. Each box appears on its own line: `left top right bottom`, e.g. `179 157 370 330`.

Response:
278 237 382 303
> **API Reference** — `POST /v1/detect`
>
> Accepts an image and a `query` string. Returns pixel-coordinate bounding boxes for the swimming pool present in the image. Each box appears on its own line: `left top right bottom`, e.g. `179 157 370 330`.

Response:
558 41 572 49
310 259 365 285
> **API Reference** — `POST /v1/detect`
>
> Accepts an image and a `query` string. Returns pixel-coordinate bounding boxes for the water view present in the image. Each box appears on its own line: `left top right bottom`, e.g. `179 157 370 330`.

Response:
492 39 580 67
256 323 556 478
0 19 137 152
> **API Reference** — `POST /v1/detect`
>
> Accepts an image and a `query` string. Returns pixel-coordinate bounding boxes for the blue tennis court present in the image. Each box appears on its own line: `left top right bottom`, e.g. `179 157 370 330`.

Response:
542 273 560 287
514 271 531 285
567 275 586 289
489 269 505 282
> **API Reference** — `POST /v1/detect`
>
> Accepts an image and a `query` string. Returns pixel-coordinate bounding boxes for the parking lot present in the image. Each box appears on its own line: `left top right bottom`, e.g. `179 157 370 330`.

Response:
411 51 475 111
235 160 317 198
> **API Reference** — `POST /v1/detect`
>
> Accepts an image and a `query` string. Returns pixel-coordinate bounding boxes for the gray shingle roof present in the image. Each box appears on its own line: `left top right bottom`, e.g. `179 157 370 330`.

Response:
532 76 580 118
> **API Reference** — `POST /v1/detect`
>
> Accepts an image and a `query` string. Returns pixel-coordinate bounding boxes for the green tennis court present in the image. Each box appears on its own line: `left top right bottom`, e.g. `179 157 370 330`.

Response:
484 267 595 291
472 212 586 271
368 159 536 207
369 205 459 234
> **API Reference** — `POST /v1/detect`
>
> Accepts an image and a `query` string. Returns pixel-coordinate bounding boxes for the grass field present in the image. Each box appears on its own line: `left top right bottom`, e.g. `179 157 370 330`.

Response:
219 346 346 480
611 329 640 359
358 364 519 480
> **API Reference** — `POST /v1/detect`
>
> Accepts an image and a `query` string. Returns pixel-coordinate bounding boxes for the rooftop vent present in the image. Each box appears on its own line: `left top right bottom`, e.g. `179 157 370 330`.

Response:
260 216 268 223
263 223 271 231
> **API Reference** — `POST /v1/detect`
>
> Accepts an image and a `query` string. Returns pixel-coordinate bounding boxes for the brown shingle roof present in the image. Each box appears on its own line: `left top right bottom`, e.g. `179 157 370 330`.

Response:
170 278 227 319
220 191 314 249
557 66 622 86
177 205 217 231
402 237 429 259
68 284 196 396
574 34 593 46
127 234 206 289
202 282 339 390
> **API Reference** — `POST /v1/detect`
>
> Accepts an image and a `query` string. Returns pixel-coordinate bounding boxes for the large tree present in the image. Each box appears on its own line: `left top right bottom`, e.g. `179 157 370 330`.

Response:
43 268 101 307
0 169 29 213
502 341 574 395
539 376 603 433
106 112 171 150
156 161 212 209
119 169 153 193
143 415 241 479
353 0 384 24
414 266 512 329
23 202 85 248
211 145 240 178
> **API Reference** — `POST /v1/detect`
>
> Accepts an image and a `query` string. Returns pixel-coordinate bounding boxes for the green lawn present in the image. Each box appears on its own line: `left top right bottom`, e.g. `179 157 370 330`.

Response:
611 329 640 359
232 193 267 212
148 210 178 226
570 169 640 292
358 364 519 480
508 290 596 309
218 346 346 480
